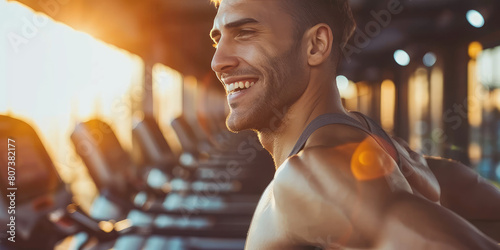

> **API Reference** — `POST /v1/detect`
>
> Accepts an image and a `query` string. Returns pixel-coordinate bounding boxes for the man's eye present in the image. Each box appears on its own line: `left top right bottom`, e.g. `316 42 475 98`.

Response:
236 30 256 38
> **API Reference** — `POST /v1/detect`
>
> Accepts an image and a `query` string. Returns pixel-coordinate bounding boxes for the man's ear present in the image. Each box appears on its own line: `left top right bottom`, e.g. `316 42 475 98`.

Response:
305 23 333 66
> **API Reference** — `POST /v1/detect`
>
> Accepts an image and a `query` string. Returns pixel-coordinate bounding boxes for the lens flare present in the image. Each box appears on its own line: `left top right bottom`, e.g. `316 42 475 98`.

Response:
351 137 395 181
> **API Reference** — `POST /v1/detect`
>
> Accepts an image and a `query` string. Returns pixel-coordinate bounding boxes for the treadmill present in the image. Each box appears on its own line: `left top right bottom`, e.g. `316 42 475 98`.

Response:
0 115 249 249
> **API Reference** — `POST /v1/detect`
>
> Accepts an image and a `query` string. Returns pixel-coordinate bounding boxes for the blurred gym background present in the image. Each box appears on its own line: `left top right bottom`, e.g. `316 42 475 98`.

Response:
1 0 500 249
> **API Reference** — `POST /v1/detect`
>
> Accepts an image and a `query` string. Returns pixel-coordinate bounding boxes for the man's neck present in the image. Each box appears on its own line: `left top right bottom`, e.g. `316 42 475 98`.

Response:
257 76 347 168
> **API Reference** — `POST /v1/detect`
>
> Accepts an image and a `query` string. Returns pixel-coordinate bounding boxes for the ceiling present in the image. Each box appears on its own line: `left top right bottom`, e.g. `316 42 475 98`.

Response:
11 0 500 81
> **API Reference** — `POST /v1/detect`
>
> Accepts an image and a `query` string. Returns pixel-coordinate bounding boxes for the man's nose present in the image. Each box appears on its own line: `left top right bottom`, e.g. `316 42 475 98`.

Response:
211 41 239 73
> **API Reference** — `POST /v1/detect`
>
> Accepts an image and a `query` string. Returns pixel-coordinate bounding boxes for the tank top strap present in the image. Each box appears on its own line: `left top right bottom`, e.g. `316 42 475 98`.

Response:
288 113 371 157
351 111 401 165
288 113 400 165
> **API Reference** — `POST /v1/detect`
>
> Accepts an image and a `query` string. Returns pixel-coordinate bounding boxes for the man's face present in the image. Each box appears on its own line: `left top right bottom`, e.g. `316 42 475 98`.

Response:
210 0 308 132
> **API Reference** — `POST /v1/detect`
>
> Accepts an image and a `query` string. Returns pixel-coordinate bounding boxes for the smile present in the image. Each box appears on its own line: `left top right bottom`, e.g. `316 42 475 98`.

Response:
226 81 256 94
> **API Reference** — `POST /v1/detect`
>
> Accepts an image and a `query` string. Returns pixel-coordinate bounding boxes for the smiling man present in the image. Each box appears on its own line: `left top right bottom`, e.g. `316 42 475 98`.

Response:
209 0 499 249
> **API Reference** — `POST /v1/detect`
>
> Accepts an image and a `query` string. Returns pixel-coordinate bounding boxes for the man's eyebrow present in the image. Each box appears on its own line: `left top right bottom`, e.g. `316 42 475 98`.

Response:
225 18 259 29
210 18 259 39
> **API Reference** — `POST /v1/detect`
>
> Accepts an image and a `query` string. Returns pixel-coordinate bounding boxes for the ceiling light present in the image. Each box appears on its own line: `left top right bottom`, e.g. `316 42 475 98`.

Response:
423 52 437 67
466 10 485 28
394 50 410 66
336 75 349 91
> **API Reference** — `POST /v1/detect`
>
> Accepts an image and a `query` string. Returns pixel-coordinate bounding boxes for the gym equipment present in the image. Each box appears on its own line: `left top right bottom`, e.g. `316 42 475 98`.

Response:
0 115 249 249
133 116 272 193
70 119 259 220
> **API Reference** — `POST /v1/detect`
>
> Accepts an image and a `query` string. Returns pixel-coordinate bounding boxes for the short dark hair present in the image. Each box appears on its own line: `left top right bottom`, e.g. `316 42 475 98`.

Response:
211 0 356 49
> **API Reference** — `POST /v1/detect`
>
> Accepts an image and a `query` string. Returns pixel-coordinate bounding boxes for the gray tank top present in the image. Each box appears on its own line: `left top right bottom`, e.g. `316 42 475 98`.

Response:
288 112 400 165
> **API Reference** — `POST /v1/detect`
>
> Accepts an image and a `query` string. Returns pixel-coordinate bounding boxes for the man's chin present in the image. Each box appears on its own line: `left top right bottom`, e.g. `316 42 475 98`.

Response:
226 113 254 133
226 117 244 133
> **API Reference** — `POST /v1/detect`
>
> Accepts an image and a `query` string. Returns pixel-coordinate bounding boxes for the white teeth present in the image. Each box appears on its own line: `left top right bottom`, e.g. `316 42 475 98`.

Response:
227 80 256 93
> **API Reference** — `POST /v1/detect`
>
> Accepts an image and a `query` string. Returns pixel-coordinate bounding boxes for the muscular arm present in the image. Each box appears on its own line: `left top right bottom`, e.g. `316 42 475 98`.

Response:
272 137 498 249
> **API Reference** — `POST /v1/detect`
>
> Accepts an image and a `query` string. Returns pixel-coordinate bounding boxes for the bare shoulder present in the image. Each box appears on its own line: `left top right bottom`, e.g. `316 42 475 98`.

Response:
267 123 500 248
271 133 413 248
271 147 500 249
275 128 412 202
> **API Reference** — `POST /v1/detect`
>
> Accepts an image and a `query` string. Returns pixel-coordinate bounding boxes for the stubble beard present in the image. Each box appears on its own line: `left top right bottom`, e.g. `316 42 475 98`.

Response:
226 42 305 134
